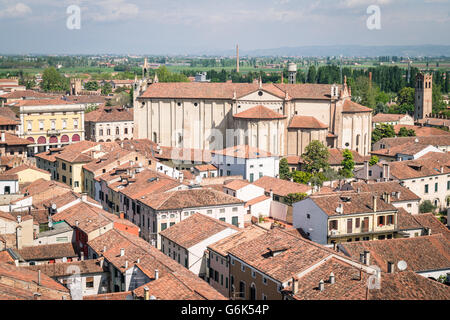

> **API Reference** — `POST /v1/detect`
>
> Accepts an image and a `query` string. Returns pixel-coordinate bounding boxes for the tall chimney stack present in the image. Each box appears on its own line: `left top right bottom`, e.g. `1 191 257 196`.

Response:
144 287 150 300
236 44 240 73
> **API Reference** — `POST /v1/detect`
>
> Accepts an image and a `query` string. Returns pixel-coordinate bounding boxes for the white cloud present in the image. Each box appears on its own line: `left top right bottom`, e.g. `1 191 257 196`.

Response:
339 0 391 8
0 2 32 18
86 0 139 22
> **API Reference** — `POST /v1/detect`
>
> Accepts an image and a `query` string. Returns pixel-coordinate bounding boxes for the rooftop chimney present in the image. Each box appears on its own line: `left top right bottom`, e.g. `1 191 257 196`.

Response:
155 269 159 280
1 132 5 142
329 272 335 284
120 248 125 257
38 270 41 286
387 261 395 274
80 251 84 261
125 260 128 269
364 250 371 265
103 245 107 253
144 287 150 300
17 215 22 224
397 191 401 199
372 195 377 212
357 187 361 194
364 161 369 180
318 280 325 292
292 277 299 294
75 220 79 227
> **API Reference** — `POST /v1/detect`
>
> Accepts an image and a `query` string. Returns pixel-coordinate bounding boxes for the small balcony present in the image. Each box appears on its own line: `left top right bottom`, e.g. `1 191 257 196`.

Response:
47 129 61 135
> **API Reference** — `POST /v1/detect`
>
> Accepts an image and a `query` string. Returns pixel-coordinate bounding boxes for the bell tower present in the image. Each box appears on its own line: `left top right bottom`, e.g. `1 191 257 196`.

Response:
414 73 433 120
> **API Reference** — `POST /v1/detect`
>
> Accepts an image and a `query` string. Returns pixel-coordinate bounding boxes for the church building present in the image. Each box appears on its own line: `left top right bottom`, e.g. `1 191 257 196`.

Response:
133 73 373 158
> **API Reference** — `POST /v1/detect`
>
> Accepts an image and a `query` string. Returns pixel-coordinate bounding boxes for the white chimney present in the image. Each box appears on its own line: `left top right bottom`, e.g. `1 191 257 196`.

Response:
1 132 5 142
329 272 335 284
364 250 371 265
125 260 128 269
292 277 299 294
17 215 22 224
144 287 150 300
318 280 325 292
154 269 159 280
80 251 84 261
120 248 125 257
372 195 377 212
38 270 41 286
75 220 79 227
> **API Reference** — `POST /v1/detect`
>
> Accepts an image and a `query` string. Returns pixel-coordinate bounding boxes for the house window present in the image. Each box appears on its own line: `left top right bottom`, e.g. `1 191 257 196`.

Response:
378 216 385 226
447 181 450 190
241 264 245 272
435 183 438 192
249 173 254 182
387 215 394 225
161 223 167 231
424 184 429 194
62 119 67 129
329 220 338 230
73 119 79 129
306 214 310 219
207 209 213 214
232 216 239 227
86 277 94 288
355 218 360 228
262 277 267 285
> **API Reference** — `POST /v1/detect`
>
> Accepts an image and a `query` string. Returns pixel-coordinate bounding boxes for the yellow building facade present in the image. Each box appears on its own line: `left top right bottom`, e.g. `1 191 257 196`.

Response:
16 100 85 155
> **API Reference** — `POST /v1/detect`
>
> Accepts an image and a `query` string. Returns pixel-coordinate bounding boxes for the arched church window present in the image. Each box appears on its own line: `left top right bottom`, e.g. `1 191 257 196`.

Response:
153 132 157 143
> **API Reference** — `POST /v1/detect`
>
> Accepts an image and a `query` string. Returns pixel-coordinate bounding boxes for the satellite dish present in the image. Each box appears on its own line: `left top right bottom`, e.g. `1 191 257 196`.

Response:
51 203 57 210
397 260 408 271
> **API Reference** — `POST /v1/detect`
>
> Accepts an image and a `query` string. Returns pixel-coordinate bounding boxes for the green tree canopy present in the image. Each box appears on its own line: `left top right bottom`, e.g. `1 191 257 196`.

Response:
279 158 291 180
369 155 379 166
284 193 308 206
338 149 355 178
101 82 112 95
41 67 69 92
292 171 312 185
372 123 396 144
419 200 437 213
398 127 416 137
302 140 330 175
84 81 99 91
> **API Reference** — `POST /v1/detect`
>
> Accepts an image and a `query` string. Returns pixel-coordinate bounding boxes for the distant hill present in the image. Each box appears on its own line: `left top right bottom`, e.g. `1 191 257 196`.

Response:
195 45 450 58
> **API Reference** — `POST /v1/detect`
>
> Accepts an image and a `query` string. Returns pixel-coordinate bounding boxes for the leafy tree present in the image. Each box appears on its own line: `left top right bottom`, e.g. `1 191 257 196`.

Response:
302 141 329 175
351 76 376 109
284 193 308 206
397 87 415 106
279 158 291 180
432 84 446 114
369 155 379 166
101 82 112 95
374 102 388 115
372 123 396 144
156 66 189 82
306 65 317 83
41 67 69 92
85 104 98 113
84 81 99 91
419 200 437 213
398 127 416 137
292 171 312 184
338 149 355 178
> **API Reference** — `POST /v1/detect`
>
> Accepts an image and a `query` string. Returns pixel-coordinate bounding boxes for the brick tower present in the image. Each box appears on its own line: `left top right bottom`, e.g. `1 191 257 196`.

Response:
414 73 433 120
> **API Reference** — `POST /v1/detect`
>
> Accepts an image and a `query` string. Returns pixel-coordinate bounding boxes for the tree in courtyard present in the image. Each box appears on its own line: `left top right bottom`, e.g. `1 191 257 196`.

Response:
338 149 355 178
302 140 329 175
372 123 395 144
369 155 379 166
419 200 437 213
284 193 308 206
279 158 291 180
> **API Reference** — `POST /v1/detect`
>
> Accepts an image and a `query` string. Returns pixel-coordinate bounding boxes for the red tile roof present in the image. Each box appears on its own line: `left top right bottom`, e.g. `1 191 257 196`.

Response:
233 105 286 120
252 176 311 197
160 213 239 248
85 106 133 122
224 179 250 191
393 124 450 136
288 116 328 129
342 99 372 113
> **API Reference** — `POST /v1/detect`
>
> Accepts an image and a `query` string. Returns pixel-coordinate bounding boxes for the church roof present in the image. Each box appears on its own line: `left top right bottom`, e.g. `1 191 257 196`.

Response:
288 116 328 129
342 99 372 113
233 105 286 120
139 82 335 100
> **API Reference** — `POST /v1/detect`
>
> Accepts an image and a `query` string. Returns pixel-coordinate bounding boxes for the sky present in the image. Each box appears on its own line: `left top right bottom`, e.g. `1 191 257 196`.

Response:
0 0 449 55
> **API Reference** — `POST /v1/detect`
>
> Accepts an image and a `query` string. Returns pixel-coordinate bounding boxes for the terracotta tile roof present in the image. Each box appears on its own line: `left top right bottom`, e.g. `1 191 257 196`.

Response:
288 115 328 129
0 173 18 181
373 113 409 123
397 208 424 230
85 106 133 122
0 90 58 100
371 141 437 158
52 201 137 235
21 178 71 195
55 151 93 163
25 259 104 277
156 146 212 163
0 210 19 222
386 156 450 180
417 117 450 127
252 176 311 197
0 251 14 264
341 99 373 113
412 213 450 241
194 164 217 171
339 234 450 273
369 270 450 300
13 99 77 107
274 83 334 100
208 225 269 257
376 135 450 149
212 145 274 159
35 140 99 163
393 124 450 136
133 271 227 300
286 155 301 165
16 243 78 261
0 115 19 126
118 139 158 160
181 169 195 180
350 181 421 202
160 213 239 248
64 95 108 104
83 291 133 300
228 228 342 283
0 262 69 298
0 132 31 146
224 179 250 191
82 149 133 173
233 105 286 120
5 164 50 175
327 149 369 165
0 107 19 121
308 191 397 216
138 188 244 210
289 257 450 300
245 195 271 207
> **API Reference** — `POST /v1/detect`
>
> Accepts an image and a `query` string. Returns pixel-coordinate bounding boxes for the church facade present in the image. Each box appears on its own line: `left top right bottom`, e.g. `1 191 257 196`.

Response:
133 77 372 158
